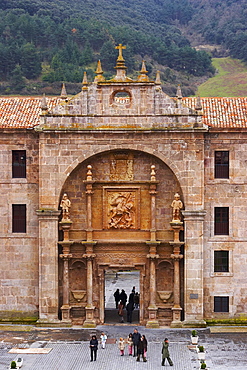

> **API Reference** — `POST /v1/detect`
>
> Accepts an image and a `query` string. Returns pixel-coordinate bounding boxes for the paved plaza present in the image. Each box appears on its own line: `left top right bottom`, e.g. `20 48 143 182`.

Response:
1 325 247 369
1 272 247 369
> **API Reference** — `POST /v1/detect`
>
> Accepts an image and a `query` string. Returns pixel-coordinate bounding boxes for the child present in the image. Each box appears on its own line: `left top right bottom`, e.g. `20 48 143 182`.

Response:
127 333 133 356
100 332 107 349
118 337 125 356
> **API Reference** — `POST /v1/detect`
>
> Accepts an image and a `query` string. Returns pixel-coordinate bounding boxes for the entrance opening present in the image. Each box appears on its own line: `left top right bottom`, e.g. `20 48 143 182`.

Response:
104 270 140 324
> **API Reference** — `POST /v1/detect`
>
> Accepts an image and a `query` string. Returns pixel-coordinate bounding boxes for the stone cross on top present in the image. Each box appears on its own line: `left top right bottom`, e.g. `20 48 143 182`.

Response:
115 44 126 61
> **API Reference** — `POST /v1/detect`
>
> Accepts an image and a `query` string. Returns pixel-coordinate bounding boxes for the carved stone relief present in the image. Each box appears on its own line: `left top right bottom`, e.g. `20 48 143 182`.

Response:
104 187 140 229
110 152 133 181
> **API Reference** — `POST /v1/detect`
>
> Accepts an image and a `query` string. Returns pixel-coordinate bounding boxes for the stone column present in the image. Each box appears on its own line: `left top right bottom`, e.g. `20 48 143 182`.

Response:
170 240 183 327
82 242 96 327
182 210 207 327
85 165 94 241
36 209 61 323
59 251 72 322
82 165 97 327
146 165 160 328
146 243 160 328
149 165 158 241
59 204 73 322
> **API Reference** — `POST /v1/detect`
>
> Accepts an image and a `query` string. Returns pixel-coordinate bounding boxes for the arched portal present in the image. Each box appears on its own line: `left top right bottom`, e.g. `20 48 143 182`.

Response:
58 149 184 327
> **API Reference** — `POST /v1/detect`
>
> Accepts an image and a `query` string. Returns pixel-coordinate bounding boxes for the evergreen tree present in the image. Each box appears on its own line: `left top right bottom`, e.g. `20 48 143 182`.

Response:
20 43 41 79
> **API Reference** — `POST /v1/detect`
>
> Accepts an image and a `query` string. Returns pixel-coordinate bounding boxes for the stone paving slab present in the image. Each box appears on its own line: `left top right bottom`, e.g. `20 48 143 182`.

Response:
2 342 193 370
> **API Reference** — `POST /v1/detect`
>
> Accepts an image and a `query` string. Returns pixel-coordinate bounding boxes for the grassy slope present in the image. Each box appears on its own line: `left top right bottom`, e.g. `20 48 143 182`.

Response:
196 57 247 97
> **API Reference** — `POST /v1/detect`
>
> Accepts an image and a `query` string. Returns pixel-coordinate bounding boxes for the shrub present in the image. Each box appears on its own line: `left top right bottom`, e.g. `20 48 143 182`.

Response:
198 345 204 352
10 361 17 369
191 330 197 337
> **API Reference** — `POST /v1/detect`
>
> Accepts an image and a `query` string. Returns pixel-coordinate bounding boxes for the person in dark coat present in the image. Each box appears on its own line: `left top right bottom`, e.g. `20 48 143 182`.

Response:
137 335 147 362
90 335 98 362
119 289 127 308
161 338 173 366
114 288 120 309
126 301 134 323
132 328 141 357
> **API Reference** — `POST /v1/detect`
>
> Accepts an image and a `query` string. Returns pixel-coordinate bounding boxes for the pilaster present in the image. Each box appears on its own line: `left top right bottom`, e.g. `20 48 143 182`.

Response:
182 209 207 327
36 209 61 323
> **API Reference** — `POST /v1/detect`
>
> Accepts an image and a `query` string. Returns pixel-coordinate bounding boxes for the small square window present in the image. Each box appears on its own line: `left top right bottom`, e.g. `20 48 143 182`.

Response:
12 150 26 178
214 296 229 312
215 151 229 178
12 204 26 233
214 251 229 272
214 207 229 235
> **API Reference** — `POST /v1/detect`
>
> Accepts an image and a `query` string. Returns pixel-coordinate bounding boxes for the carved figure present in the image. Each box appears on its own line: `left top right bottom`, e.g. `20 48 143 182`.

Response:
60 193 71 220
171 193 183 222
108 192 134 229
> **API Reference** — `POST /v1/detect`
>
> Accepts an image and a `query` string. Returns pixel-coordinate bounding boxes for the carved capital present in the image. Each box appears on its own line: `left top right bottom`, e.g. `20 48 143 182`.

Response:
171 254 183 261
83 254 96 260
59 253 72 260
147 253 159 259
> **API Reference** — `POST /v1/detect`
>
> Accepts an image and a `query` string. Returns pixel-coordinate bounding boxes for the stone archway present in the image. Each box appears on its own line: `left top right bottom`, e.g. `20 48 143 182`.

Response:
58 149 184 327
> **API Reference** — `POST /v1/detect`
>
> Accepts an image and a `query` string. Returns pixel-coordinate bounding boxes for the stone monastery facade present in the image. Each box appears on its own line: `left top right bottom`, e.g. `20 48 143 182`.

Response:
0 45 247 327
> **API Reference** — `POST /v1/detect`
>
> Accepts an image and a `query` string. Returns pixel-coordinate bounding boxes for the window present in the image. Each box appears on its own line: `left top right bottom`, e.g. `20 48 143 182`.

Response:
214 296 229 312
214 251 229 272
214 207 229 235
12 150 26 178
215 151 229 178
12 204 26 233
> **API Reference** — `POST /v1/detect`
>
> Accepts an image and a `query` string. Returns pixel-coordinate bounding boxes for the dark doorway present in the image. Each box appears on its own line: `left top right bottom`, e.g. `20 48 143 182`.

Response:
104 270 140 324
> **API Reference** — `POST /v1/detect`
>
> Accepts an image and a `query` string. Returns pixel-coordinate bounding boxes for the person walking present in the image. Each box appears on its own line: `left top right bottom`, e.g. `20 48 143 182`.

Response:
118 300 124 323
142 335 148 360
134 292 139 309
118 337 126 356
126 301 134 323
127 333 133 356
90 335 98 362
119 289 127 308
132 328 141 357
137 335 147 362
114 289 120 309
100 332 107 349
161 338 173 366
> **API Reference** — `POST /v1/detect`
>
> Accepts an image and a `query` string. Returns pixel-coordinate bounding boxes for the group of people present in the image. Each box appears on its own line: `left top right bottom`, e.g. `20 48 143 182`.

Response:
114 286 140 323
118 328 147 362
89 329 173 366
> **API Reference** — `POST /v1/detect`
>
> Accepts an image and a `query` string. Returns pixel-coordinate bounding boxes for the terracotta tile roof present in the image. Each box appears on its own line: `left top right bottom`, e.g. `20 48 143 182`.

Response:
0 97 60 129
183 97 247 129
0 96 246 129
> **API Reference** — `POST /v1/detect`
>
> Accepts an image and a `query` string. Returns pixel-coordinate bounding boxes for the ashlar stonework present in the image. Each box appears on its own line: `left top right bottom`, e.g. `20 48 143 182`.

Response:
1 44 247 327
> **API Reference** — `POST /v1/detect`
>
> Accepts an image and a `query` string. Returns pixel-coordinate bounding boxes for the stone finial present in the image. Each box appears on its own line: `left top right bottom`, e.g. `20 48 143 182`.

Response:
82 71 88 90
41 93 48 113
138 60 149 82
155 71 161 85
60 83 67 99
171 193 183 222
60 193 71 221
176 85 182 99
86 165 93 181
195 95 202 111
150 165 156 181
94 60 105 83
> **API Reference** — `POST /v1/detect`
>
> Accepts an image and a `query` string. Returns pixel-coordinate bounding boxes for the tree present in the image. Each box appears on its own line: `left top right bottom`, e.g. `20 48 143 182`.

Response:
10 64 26 91
20 43 41 79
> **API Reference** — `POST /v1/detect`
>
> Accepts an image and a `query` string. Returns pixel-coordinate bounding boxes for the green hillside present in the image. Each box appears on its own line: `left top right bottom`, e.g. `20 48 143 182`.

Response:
196 58 247 97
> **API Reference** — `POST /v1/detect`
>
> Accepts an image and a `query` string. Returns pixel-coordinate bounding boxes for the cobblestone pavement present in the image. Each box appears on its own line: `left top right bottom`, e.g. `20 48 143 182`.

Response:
1 325 247 369
1 272 247 369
